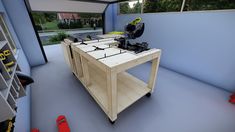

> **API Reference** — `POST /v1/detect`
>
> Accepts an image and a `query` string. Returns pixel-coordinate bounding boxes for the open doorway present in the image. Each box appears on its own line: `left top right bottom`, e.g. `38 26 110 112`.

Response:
31 12 103 47
28 11 104 62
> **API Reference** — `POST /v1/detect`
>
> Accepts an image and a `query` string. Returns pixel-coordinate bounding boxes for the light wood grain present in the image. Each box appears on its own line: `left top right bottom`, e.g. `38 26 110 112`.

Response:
73 51 83 77
80 56 91 86
106 69 117 121
148 56 161 93
84 64 150 116
63 36 161 122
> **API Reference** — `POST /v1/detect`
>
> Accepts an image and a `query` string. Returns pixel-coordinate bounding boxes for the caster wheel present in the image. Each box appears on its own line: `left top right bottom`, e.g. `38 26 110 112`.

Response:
146 93 151 97
109 119 115 124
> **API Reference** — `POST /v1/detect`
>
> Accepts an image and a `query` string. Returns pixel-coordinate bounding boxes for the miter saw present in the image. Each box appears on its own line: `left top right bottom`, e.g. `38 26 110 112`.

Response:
115 17 149 54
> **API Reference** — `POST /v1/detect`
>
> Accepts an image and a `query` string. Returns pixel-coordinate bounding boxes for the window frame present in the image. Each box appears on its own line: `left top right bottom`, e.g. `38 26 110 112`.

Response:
118 0 235 15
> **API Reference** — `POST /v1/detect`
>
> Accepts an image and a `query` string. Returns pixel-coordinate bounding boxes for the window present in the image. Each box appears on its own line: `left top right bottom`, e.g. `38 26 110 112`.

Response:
118 0 235 14
144 0 183 13
119 0 143 14
32 12 103 46
184 0 235 11
0 15 16 52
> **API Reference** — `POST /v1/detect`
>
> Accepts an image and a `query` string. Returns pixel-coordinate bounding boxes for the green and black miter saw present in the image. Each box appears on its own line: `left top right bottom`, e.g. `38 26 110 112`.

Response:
116 17 149 53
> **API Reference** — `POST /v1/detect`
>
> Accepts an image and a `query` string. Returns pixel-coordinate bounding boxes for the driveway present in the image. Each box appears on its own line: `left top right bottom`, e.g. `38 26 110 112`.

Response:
39 29 103 37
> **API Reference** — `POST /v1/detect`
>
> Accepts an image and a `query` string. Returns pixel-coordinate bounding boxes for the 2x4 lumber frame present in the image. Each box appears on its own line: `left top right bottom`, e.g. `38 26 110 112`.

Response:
106 69 118 121
148 57 161 93
69 40 161 122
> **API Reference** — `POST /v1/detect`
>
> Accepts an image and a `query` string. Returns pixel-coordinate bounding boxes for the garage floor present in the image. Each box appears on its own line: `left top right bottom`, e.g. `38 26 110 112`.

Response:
31 44 235 132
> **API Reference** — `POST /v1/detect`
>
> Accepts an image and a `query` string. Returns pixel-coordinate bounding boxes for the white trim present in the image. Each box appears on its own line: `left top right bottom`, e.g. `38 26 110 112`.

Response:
141 0 145 14
118 8 235 16
181 0 186 12
179 9 235 13
117 0 235 15
29 0 107 13
118 0 143 15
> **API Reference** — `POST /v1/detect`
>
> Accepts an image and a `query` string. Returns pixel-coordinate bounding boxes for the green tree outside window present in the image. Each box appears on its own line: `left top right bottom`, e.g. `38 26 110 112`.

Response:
184 0 235 11
119 0 235 14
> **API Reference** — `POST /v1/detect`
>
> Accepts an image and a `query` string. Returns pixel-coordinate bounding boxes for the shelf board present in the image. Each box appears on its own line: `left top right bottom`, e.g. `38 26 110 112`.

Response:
0 95 16 122
10 85 19 99
117 72 150 113
0 60 11 80
9 62 18 77
1 63 18 99
7 93 16 110
81 64 150 115
0 40 7 49
0 74 8 90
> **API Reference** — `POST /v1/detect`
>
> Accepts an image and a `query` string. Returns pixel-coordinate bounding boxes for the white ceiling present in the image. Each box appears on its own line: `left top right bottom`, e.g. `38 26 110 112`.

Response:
28 0 109 13
97 0 118 2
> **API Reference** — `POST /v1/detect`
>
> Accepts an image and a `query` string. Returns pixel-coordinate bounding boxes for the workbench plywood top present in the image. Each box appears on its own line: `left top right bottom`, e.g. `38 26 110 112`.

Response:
73 40 161 69
88 48 127 59
72 38 115 46
74 40 117 49
100 49 159 67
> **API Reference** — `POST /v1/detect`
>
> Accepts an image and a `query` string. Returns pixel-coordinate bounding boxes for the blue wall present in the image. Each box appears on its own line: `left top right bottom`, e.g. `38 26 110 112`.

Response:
105 4 115 33
0 1 31 131
108 4 235 92
2 0 46 67
15 50 31 132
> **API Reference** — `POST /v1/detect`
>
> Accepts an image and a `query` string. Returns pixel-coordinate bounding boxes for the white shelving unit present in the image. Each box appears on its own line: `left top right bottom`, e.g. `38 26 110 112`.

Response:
0 25 26 122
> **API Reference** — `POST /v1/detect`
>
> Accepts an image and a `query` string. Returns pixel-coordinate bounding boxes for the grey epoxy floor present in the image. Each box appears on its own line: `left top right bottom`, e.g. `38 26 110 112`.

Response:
31 44 235 132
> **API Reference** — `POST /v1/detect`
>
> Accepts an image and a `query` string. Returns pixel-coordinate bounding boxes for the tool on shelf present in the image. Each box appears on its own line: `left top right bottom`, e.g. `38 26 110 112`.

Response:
3 50 14 66
0 116 16 132
5 61 14 67
0 50 15 72
0 52 12 74
6 68 12 74
3 50 11 56
0 53 5 61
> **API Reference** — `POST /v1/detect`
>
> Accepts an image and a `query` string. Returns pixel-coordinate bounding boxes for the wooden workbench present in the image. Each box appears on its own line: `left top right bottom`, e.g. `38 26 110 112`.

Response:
62 38 161 123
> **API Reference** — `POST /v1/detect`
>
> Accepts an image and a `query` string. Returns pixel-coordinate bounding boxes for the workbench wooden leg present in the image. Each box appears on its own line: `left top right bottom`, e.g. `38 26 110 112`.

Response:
148 57 161 93
74 51 83 78
106 70 117 122
81 56 90 86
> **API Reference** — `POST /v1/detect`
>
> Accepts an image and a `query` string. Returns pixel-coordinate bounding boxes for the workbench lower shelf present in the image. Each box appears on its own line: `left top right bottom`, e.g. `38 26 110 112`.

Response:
63 38 161 123
77 64 151 115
